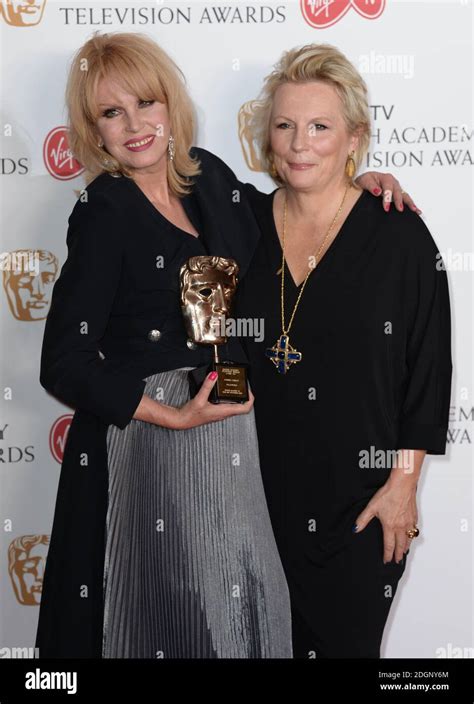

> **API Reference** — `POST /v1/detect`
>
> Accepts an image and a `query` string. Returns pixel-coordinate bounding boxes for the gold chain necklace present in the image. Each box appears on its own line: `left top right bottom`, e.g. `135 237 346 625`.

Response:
265 185 350 373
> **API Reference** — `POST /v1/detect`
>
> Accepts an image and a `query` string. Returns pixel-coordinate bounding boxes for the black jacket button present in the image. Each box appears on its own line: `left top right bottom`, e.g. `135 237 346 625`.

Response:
148 329 162 342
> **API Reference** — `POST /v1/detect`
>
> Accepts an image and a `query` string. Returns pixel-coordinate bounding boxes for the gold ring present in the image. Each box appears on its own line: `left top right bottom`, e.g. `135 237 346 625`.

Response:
406 526 420 539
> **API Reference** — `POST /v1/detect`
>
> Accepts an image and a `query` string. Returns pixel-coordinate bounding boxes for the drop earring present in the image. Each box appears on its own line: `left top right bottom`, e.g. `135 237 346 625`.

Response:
268 155 278 180
345 150 356 179
168 135 175 161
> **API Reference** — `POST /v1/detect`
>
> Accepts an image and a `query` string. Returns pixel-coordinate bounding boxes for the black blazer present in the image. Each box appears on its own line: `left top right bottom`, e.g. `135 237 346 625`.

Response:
35 147 262 658
39 146 261 429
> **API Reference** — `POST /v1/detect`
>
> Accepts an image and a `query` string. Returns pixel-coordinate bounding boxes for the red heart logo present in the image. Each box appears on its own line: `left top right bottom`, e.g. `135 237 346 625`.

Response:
352 0 385 19
301 0 385 29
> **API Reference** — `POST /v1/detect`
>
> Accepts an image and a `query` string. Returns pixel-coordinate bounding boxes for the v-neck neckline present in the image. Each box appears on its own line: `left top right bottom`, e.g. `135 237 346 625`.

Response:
125 174 202 240
268 187 368 288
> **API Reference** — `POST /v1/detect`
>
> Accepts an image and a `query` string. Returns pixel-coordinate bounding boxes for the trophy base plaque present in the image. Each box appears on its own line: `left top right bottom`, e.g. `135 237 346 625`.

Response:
188 360 249 404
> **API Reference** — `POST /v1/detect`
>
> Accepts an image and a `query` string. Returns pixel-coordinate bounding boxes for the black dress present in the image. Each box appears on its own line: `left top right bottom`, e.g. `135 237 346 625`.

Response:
235 185 452 658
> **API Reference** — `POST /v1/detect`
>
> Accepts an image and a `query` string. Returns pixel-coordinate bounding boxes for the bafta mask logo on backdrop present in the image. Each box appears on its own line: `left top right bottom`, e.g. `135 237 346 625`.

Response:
2 249 59 321
0 0 47 26
301 0 385 29
238 101 265 173
44 127 84 181
49 414 73 464
8 535 49 605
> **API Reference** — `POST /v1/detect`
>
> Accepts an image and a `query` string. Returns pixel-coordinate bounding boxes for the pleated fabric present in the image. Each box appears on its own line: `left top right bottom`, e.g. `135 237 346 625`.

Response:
101 368 292 658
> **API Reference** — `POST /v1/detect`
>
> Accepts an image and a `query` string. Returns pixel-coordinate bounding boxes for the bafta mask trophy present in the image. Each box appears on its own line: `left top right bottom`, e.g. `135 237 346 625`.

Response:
180 256 249 404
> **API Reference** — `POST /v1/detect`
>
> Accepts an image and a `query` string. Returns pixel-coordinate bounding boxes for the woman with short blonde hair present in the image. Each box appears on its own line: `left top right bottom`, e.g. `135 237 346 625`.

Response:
236 42 452 658
248 43 372 181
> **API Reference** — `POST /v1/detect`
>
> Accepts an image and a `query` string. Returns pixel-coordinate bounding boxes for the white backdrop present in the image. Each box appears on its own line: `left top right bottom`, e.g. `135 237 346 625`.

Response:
0 0 472 659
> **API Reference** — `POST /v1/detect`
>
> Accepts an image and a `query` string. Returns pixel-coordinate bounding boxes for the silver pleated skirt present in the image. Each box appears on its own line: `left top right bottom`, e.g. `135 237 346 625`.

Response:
101 368 292 658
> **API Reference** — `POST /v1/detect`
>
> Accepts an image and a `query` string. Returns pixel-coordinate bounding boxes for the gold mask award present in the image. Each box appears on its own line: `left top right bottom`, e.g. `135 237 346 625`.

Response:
180 256 249 404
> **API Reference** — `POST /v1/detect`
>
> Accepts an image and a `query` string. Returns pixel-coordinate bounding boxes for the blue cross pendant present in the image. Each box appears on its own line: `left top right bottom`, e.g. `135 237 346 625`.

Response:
265 334 302 374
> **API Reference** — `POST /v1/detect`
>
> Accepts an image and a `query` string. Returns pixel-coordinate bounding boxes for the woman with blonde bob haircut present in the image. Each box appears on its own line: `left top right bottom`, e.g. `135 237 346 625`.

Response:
236 44 452 658
36 31 416 659
248 43 372 184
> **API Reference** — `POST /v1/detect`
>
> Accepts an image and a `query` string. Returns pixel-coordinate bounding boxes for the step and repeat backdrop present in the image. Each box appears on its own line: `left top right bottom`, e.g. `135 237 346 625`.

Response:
0 0 472 659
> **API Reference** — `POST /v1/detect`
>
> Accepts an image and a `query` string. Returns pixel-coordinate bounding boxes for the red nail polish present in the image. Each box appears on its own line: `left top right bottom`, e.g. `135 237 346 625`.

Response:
208 371 218 381
373 187 381 195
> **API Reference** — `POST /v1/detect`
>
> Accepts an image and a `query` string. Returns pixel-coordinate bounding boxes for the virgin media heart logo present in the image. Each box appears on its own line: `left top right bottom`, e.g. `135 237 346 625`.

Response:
301 0 386 29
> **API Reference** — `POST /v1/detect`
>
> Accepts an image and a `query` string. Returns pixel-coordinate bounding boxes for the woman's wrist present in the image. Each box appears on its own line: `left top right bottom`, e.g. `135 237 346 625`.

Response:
133 394 179 429
387 467 418 491
386 448 426 488
156 404 181 429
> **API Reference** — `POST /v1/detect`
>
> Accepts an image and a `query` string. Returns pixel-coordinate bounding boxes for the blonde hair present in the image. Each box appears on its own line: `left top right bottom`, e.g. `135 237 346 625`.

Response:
65 31 201 194
247 44 371 182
